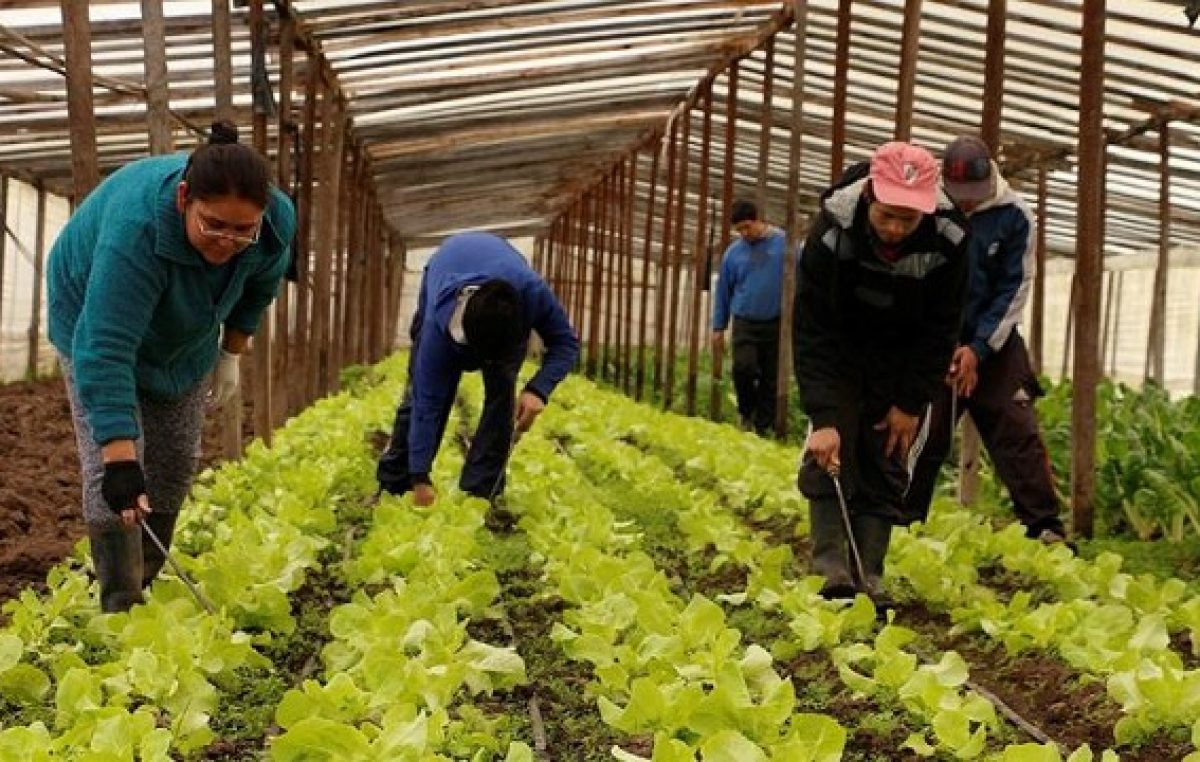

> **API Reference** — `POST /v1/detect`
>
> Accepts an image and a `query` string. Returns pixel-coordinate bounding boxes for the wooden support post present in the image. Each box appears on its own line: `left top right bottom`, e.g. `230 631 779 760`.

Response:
574 200 590 356
686 84 714 417
0 177 7 341
664 108 692 412
1144 123 1171 386
212 0 233 121
719 63 739 257
962 0 1007 500
273 14 295 424
1100 270 1115 374
587 189 605 378
328 144 352 391
894 0 923 142
1109 271 1123 377
249 0 273 445
141 0 173 154
830 0 852 182
637 144 662 402
341 148 363 364
293 56 318 412
61 0 99 202
1071 0 1106 539
981 0 1006 152
311 83 344 401
602 170 617 381
653 120 680 399
622 156 638 395
755 39 774 214
26 186 46 378
1030 168 1048 374
777 4 806 437
1061 274 1075 381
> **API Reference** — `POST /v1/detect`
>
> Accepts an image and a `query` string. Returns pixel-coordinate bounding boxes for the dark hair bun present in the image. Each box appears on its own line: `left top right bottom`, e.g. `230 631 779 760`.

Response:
209 120 239 146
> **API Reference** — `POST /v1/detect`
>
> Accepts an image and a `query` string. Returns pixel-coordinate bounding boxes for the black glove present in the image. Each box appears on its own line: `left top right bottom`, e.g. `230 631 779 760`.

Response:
101 460 146 515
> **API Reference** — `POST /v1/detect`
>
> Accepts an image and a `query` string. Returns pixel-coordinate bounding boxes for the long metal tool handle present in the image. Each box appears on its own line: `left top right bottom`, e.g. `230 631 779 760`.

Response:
828 468 869 587
141 521 216 614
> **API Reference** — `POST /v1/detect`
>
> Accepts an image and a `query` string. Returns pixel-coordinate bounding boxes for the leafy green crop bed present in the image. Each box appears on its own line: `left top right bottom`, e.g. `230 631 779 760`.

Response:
2 356 1199 761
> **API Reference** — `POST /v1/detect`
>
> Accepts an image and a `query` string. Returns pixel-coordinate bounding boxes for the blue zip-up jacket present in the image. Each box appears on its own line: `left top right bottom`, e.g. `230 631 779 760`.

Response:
47 153 295 445
408 232 579 477
959 165 1035 362
712 227 787 330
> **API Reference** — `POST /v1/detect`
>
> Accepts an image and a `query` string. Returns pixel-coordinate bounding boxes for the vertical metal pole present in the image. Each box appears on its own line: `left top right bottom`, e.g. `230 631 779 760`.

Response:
1071 0 1106 539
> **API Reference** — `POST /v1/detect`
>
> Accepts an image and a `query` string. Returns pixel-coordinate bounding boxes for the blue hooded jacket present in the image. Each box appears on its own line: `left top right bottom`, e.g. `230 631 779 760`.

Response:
407 232 579 477
959 164 1036 362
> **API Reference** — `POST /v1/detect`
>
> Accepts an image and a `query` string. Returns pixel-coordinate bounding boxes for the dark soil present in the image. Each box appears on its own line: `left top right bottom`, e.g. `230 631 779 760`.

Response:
0 375 244 610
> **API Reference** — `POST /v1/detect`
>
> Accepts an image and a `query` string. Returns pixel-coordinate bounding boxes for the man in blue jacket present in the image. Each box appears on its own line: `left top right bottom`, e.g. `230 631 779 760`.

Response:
376 232 579 507
711 200 788 435
902 136 1068 544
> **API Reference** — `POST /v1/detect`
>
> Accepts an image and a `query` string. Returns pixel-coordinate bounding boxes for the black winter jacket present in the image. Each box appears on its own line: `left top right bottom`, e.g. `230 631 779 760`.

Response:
793 164 970 430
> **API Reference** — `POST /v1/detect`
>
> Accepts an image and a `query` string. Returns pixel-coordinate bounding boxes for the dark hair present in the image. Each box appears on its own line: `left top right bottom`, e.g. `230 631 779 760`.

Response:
182 120 270 208
730 199 759 225
463 279 524 362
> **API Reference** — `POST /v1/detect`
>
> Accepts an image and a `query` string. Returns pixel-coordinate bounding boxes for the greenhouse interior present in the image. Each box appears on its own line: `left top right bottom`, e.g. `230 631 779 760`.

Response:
0 0 1199 759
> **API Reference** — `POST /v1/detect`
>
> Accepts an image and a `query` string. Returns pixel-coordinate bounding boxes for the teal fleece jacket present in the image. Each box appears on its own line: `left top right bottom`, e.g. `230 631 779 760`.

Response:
47 153 295 445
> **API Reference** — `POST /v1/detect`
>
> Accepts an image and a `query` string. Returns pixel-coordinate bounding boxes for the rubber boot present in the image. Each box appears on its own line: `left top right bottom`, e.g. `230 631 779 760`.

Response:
87 524 145 613
140 512 179 589
809 500 856 599
850 513 895 615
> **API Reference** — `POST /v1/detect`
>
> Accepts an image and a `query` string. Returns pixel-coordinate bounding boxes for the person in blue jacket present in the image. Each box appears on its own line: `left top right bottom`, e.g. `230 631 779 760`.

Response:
375 232 580 508
901 136 1068 544
711 200 788 435
47 121 295 612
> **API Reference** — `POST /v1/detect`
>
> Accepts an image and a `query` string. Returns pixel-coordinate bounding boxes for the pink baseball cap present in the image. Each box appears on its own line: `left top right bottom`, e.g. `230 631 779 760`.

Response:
869 141 940 214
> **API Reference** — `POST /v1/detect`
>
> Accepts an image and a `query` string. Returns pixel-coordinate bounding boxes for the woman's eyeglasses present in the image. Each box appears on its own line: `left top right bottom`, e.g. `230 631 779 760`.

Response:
195 212 261 247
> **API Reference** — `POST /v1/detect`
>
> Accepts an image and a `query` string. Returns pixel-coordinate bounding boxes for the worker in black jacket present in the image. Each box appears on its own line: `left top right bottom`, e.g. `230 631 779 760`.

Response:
794 142 969 606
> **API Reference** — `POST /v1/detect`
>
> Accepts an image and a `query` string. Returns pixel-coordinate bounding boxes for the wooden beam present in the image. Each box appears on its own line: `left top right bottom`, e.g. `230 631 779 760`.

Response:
621 155 637 395
686 84 714 417
1145 123 1171 386
212 0 234 120
26 184 46 378
830 0 852 181
0 177 6 341
141 0 173 154
1071 0 1106 539
754 37 774 213
893 0 922 141
981 0 1006 152
777 1 806 438
1030 168 1048 374
664 105 692 412
60 0 99 201
636 142 661 402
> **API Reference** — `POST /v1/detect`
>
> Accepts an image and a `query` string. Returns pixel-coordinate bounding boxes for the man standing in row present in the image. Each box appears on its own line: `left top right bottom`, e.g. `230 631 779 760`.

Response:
711 200 788 435
902 136 1069 544
794 142 970 605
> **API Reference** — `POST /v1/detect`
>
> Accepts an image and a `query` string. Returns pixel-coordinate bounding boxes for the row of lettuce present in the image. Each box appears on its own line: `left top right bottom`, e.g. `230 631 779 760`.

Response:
0 353 1196 759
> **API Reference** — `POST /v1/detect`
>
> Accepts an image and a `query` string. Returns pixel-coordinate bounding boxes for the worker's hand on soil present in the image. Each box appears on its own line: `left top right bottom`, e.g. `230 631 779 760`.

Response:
515 391 545 433
413 482 437 507
101 460 152 527
875 406 919 460
946 345 979 398
208 349 241 410
805 426 841 473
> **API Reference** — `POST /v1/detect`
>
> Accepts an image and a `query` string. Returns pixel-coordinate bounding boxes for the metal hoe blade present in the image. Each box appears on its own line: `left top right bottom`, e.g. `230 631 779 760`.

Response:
828 467 869 588
141 520 215 614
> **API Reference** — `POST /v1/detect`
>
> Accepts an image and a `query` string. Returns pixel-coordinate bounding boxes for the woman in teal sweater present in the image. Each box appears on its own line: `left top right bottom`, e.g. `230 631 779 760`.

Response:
47 121 295 612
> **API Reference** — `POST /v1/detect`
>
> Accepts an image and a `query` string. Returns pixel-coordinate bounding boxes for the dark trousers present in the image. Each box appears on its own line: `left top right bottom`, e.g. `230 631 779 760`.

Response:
376 327 523 499
902 332 1063 535
731 317 780 433
799 402 926 523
